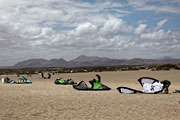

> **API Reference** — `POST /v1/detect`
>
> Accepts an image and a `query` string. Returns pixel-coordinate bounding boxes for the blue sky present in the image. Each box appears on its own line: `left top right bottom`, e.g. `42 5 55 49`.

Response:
0 0 180 66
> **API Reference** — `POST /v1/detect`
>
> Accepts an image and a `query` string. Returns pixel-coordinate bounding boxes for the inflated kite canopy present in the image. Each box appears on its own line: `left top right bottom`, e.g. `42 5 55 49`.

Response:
17 77 32 84
73 81 111 91
1 77 17 84
1 77 32 84
117 87 143 94
138 77 160 87
173 90 180 93
54 78 77 85
117 77 163 94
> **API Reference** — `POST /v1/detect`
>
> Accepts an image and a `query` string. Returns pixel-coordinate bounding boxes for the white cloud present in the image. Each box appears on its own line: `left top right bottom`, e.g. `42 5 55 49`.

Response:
156 19 168 29
140 29 170 40
100 17 133 37
71 22 97 36
128 0 180 14
135 24 147 35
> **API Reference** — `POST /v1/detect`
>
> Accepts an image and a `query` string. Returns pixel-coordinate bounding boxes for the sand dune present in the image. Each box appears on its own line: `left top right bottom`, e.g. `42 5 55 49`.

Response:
0 70 180 120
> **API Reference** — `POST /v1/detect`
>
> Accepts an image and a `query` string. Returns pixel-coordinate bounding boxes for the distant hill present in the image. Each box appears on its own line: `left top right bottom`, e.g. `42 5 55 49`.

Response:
11 55 180 68
160 56 174 60
13 59 51 68
68 55 116 67
49 58 67 67
13 58 68 68
69 55 111 63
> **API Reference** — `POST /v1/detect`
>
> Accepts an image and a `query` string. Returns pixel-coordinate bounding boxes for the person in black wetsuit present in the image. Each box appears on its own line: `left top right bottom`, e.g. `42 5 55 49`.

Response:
41 72 44 78
48 73 51 79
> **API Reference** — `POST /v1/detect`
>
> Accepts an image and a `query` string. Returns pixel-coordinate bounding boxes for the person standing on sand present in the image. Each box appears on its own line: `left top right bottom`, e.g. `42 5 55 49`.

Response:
17 74 20 77
48 73 51 79
41 72 44 78
161 80 171 94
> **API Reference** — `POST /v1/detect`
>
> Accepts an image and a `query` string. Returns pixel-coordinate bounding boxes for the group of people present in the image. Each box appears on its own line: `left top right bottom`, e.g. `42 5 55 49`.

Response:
43 73 171 93
3 72 171 94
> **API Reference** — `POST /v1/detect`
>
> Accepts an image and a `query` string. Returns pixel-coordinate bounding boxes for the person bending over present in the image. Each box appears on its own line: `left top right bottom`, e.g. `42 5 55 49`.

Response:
161 80 171 94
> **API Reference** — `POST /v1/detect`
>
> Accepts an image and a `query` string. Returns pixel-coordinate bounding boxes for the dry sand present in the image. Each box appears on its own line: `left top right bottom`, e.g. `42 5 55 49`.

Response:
0 70 180 120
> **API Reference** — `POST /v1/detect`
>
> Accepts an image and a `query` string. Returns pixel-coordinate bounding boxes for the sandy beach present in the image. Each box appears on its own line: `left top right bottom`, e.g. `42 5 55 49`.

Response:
0 70 180 120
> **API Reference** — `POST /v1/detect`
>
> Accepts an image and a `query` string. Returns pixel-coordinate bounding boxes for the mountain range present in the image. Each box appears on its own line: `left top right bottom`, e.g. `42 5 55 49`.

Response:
10 55 180 68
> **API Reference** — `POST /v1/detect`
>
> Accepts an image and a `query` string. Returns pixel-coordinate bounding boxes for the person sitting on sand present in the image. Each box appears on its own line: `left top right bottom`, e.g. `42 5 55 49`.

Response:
89 74 103 89
161 80 171 94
